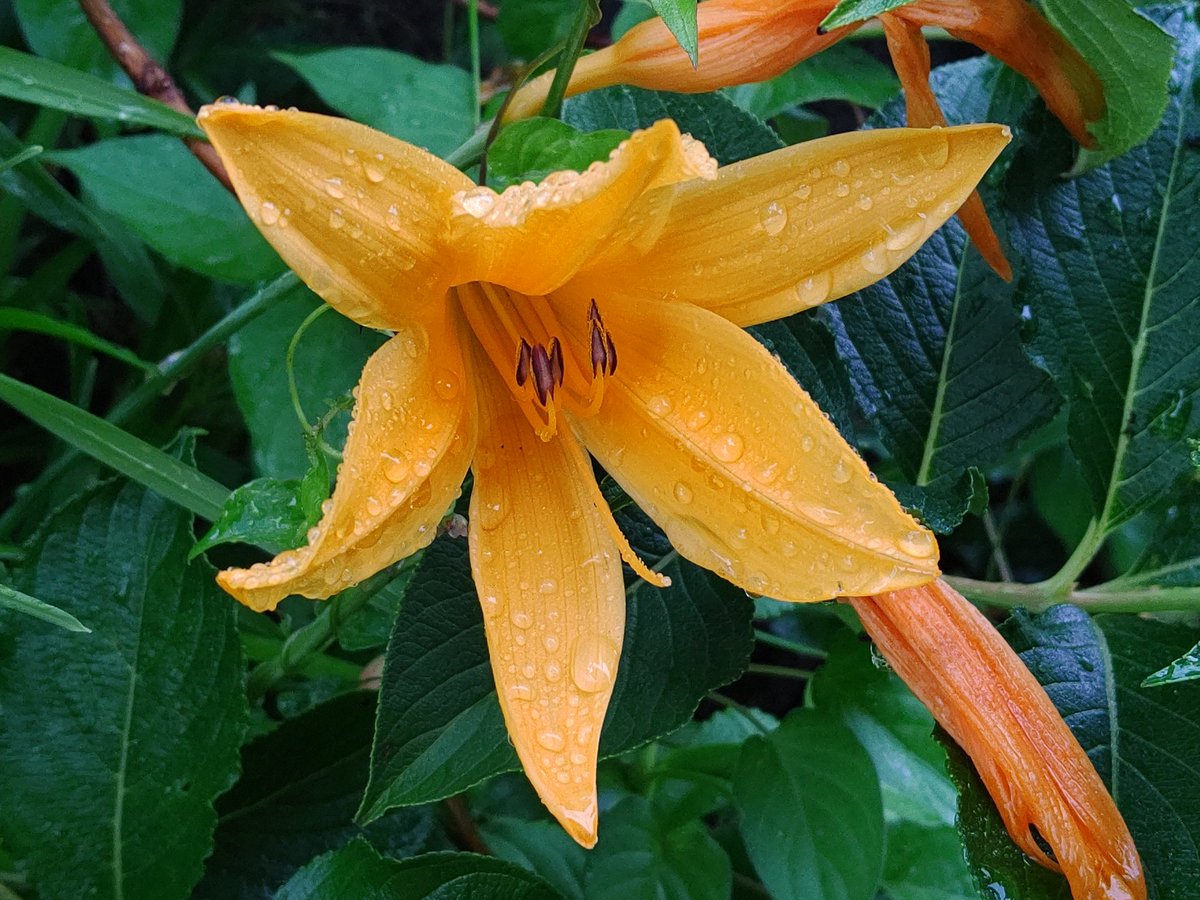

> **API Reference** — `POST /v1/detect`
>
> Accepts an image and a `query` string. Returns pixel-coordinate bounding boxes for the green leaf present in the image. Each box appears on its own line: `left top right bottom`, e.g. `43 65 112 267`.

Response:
828 59 1058 517
886 468 989 535
359 539 752 818
13 0 182 77
584 796 730 899
809 634 957 829
276 842 564 900
50 135 283 283
1007 8 1200 532
478 817 588 900
497 0 578 60
563 85 783 166
733 707 885 900
190 476 312 559
820 0 919 30
882 821 976 900
0 308 155 371
197 694 436 899
0 122 165 321
1096 487 1200 591
227 286 385 479
0 374 228 520
1036 0 1175 164
645 0 698 66
276 48 474 158
727 43 901 118
0 474 246 899
951 605 1200 898
0 46 201 136
1142 640 1200 687
0 581 89 632
486 118 629 192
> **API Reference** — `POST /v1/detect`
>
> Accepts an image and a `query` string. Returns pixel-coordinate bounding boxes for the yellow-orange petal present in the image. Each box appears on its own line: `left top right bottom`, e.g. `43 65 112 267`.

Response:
447 119 714 298
218 309 475 612
880 16 1012 281
568 124 1008 327
895 0 1104 148
198 102 473 330
569 297 939 601
467 341 626 848
851 581 1145 900
505 0 851 122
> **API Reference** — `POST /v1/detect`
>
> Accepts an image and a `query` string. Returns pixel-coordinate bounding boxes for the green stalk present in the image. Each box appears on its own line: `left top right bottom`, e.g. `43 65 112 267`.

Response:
945 574 1200 614
540 1 600 119
468 0 481 128
753 628 828 659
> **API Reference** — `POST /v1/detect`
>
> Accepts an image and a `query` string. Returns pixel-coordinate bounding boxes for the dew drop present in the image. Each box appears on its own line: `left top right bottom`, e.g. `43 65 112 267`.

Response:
795 271 832 307
884 215 927 252
648 394 673 416
545 662 562 682
364 153 387 183
481 592 503 618
544 634 560 652
459 187 497 217
259 200 280 225
898 528 937 559
918 128 950 169
328 208 345 230
862 247 889 275
712 432 745 463
832 159 851 178
857 194 874 211
539 578 557 594
760 200 788 236
478 494 507 531
831 458 851 484
433 369 460 400
365 495 383 517
386 203 402 231
571 634 619 693
323 177 346 199
835 182 851 198
673 481 694 504
793 184 812 202
508 683 533 701
383 455 408 483
686 408 711 431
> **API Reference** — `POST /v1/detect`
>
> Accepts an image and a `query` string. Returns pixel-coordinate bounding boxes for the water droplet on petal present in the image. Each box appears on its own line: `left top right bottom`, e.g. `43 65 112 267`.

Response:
383 455 408 483
364 152 387 183
571 634 619 693
918 127 950 169
795 271 832 307
832 159 851 178
673 481 694 504
648 394 672 416
539 578 557 594
386 203 402 231
508 682 533 701
511 608 532 629
862 247 889 275
686 408 711 431
884 216 927 252
365 495 382 516
324 177 346 199
898 529 937 559
537 731 565 752
760 201 788 236
835 182 851 198
329 208 345 230
712 432 745 463
259 201 280 225
433 369 460 400
794 184 812 202
831 458 851 484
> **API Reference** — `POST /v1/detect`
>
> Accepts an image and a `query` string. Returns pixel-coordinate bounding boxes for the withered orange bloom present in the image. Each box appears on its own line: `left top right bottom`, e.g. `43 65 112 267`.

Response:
198 100 1008 845
851 580 1145 900
507 0 1106 281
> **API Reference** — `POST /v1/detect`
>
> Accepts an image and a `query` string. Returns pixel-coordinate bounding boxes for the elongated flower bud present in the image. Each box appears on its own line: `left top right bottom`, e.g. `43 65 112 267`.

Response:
505 0 850 121
851 580 1145 900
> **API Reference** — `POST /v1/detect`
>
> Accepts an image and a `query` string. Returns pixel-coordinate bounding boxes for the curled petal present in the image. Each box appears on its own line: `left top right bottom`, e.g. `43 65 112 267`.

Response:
218 310 476 612
895 0 1104 148
448 120 715 297
851 581 1145 900
505 0 850 122
568 124 1010 327
880 16 1011 281
198 102 472 330
569 297 939 601
468 343 626 848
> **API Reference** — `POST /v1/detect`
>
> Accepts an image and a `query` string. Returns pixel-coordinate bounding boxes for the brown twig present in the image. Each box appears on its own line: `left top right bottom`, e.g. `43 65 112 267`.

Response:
78 0 233 192
442 795 491 854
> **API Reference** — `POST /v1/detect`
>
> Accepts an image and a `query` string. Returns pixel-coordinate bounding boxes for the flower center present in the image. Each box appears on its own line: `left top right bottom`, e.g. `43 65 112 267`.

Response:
453 283 616 440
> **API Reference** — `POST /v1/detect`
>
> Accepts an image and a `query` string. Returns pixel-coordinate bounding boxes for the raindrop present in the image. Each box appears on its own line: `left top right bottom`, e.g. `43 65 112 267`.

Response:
433 369 461 400
539 578 557 594
386 204 402 231
831 458 851 484
686 408 711 430
794 272 832 307
793 184 812 202
511 609 533 630
884 215 927 252
364 153 388 183
478 494 508 531
459 187 497 217
856 194 874 211
712 432 745 463
571 634 619 693
328 208 346 230
648 394 673 416
862 247 889 275
383 455 408 483
481 592 503 617
673 481 694 504
760 201 788 236
545 662 562 682
918 128 950 169
544 634 560 652
508 683 533 701
324 177 346 199
898 529 937 559
259 201 280 225
832 159 851 177
365 495 383 517
835 182 851 198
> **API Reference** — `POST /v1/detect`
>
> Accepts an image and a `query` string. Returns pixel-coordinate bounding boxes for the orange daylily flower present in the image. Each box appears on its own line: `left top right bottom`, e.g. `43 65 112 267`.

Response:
506 0 1106 281
851 580 1145 900
198 100 1009 845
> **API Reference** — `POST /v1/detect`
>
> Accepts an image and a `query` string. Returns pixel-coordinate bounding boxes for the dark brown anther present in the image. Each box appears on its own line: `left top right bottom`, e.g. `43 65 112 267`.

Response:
548 337 565 387
531 344 554 406
605 333 618 375
590 324 607 376
588 298 603 326
515 339 532 387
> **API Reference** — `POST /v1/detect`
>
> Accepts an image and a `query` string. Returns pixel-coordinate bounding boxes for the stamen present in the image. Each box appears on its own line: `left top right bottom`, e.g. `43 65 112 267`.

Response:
591 326 608 377
515 339 532 387
549 337 565 387
531 343 555 405
604 333 617 376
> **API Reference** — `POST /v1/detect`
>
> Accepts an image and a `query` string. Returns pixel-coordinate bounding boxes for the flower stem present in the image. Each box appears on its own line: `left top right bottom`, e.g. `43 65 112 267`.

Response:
945 574 1200 613
540 1 600 119
0 272 298 539
1040 516 1107 599
467 0 481 129
707 692 771 734
286 302 331 432
753 628 828 659
746 662 812 681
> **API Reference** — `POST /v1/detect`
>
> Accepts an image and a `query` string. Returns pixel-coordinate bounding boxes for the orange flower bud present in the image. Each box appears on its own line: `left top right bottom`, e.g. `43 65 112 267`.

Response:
851 580 1145 900
505 0 850 121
